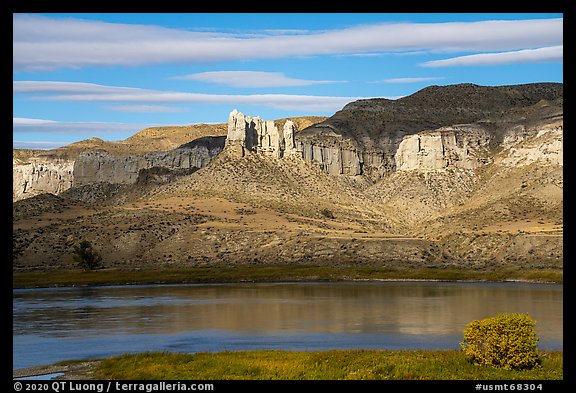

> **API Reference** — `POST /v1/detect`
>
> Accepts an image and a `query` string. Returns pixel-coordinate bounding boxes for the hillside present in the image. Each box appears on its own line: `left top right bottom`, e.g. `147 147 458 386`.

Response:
12 83 562 277
297 83 562 179
16 123 230 161
305 83 562 147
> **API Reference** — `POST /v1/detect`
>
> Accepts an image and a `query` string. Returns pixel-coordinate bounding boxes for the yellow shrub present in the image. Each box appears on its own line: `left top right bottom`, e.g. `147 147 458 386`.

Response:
460 313 541 370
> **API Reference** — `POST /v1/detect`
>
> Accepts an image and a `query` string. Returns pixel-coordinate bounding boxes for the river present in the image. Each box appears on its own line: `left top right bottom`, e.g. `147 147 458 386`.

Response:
13 281 563 370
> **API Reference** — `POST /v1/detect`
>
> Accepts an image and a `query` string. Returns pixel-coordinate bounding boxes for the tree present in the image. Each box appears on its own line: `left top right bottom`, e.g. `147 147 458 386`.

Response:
73 239 103 271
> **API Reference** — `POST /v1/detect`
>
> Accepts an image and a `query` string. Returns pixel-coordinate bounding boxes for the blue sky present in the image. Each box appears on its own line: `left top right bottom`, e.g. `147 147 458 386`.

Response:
13 13 563 149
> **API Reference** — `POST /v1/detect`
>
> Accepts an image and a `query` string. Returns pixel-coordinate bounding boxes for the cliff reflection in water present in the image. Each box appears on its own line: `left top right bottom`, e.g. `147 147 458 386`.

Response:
13 282 562 342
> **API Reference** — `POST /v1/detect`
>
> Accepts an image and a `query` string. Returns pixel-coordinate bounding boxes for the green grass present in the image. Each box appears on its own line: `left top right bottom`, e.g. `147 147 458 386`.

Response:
96 350 563 380
12 265 562 288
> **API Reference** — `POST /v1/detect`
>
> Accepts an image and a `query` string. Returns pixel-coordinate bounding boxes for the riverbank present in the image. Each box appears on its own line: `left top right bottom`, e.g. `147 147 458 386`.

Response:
13 350 563 380
12 265 563 288
13 361 100 380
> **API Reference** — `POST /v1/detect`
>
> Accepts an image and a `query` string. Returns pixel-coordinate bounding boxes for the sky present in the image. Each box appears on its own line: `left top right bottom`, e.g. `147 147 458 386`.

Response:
13 13 563 150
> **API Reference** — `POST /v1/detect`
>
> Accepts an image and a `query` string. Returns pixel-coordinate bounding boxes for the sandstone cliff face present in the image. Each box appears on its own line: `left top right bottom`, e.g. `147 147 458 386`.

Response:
497 124 563 167
226 104 562 177
13 110 298 200
299 144 362 176
295 124 494 178
297 83 563 178
13 83 562 204
295 119 562 176
225 109 297 158
394 125 492 171
13 156 74 201
296 128 363 176
74 136 225 186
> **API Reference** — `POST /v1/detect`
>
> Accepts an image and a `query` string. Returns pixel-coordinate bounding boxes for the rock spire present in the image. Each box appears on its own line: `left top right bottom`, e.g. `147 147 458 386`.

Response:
225 109 297 158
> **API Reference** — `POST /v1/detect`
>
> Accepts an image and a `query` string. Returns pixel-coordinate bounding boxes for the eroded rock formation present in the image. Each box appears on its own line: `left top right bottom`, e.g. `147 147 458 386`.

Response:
394 125 492 171
12 84 563 203
297 83 563 177
74 136 225 187
225 109 297 158
497 124 563 167
13 157 74 201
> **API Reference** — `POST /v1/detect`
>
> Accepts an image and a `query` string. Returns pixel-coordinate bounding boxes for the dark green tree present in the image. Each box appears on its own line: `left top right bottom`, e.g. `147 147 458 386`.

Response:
73 239 103 271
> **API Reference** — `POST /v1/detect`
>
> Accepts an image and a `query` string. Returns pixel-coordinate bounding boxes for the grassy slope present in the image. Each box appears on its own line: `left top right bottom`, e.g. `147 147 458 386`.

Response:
96 350 563 380
12 266 563 288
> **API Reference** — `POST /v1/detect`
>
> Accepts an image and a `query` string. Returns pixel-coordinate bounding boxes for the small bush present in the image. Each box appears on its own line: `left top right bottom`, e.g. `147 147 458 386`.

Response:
320 209 335 219
460 313 540 370
73 239 103 271
234 208 256 215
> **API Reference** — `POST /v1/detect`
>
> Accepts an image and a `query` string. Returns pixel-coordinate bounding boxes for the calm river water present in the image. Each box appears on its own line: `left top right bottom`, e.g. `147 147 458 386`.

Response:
13 281 563 370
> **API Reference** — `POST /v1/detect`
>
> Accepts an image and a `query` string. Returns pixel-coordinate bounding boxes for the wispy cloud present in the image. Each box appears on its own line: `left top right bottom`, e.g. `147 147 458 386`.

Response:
341 50 430 58
13 117 58 125
13 117 157 135
421 45 563 67
13 14 562 71
104 105 189 113
15 81 361 112
376 77 445 84
174 71 344 88
13 140 72 150
13 80 141 94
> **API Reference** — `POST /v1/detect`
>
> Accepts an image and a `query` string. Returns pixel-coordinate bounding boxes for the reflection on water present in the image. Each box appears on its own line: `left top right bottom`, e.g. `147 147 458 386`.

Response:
13 282 562 370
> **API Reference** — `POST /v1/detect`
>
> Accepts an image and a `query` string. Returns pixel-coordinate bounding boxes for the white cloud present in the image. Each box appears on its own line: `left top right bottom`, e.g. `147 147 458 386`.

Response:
174 71 344 88
13 117 57 124
377 77 445 84
421 45 563 67
13 116 157 135
13 14 562 71
104 105 188 113
15 81 360 112
13 80 142 94
13 140 70 150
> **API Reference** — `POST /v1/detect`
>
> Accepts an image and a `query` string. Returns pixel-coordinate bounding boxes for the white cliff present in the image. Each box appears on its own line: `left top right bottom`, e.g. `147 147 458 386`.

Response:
13 106 563 203
393 121 563 172
225 109 247 154
283 120 297 153
225 109 297 158
13 136 225 201
497 124 563 167
13 157 75 201
300 141 362 176
394 125 491 171
74 136 225 187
